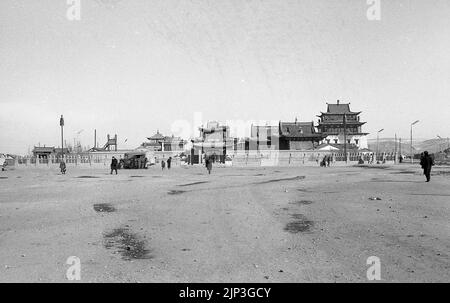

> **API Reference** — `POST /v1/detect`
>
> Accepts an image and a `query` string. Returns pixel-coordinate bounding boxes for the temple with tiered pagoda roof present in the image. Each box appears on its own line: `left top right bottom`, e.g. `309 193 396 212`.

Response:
317 100 369 149
141 130 186 151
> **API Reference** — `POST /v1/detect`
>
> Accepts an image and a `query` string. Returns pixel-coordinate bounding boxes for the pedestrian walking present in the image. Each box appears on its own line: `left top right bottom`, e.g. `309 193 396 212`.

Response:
161 160 166 170
420 151 434 182
205 155 212 174
167 157 172 170
110 156 118 175
59 160 66 175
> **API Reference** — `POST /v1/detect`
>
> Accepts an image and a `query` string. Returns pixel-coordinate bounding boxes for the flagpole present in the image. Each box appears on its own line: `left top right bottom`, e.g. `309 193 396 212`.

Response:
60 115 64 160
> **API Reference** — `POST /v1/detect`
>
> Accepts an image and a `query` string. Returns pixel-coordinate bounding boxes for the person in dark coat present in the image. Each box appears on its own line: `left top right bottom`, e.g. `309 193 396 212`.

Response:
161 160 166 170
420 151 434 182
59 160 66 174
167 157 172 170
205 155 212 174
110 156 118 175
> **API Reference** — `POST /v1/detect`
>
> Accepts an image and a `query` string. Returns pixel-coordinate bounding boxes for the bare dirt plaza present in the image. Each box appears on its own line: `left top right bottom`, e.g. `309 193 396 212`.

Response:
0 164 449 282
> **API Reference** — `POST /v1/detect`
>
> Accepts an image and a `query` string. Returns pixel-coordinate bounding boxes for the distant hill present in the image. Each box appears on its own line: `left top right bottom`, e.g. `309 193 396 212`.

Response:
367 140 416 154
416 138 450 153
367 138 450 154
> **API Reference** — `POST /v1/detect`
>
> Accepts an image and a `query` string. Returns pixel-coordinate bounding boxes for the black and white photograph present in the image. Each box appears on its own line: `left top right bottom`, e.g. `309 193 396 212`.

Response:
0 0 449 287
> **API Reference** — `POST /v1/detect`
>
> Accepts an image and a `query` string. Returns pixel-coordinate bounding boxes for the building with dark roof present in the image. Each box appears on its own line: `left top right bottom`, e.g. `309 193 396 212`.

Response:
317 100 369 149
32 146 70 158
279 120 326 150
248 120 327 151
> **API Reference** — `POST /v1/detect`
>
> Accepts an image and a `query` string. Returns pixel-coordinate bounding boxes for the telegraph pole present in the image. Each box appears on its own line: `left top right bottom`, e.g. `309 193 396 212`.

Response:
394 133 397 164
376 129 384 164
343 113 347 162
60 115 65 159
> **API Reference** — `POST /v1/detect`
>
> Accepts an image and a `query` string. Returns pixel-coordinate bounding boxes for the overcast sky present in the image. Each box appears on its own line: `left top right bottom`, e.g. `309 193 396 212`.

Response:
1 0 449 154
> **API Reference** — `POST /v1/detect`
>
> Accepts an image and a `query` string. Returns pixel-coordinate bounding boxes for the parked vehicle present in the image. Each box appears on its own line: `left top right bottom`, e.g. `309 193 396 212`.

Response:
0 154 14 171
0 154 6 170
122 149 154 169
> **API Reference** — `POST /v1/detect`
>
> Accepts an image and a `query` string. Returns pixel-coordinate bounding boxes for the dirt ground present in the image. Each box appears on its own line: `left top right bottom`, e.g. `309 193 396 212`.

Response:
0 163 449 282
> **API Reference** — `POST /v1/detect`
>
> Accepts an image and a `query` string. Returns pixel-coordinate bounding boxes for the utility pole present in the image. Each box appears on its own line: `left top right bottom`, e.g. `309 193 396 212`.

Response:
343 113 347 162
223 126 227 163
376 129 384 164
394 133 397 164
60 115 64 159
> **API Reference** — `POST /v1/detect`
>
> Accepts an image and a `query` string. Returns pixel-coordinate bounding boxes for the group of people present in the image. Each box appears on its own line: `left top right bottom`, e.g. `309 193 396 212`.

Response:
319 155 332 167
160 157 172 170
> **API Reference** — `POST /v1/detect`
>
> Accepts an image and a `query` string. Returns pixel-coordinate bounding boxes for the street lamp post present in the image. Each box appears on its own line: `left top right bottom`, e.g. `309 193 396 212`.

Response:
376 129 384 164
437 135 444 154
410 120 419 164
437 135 441 154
